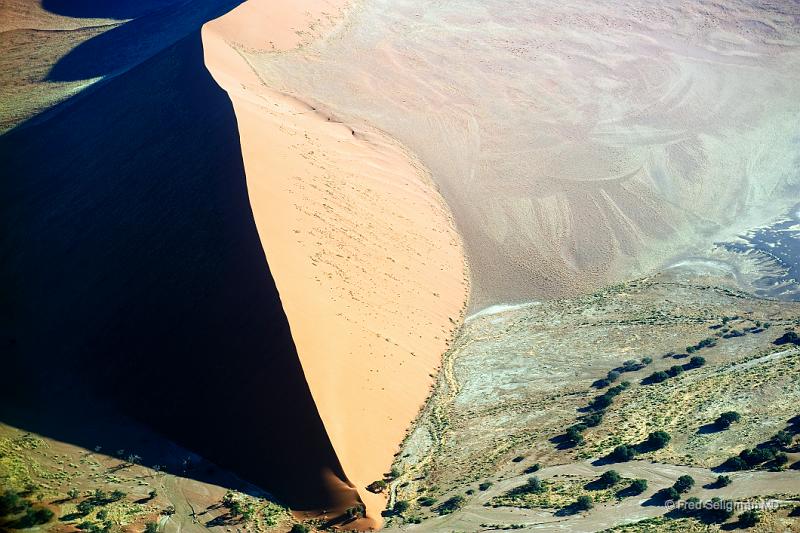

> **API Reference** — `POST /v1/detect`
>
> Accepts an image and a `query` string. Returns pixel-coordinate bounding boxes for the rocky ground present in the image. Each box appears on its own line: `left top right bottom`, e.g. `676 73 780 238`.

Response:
383 267 800 532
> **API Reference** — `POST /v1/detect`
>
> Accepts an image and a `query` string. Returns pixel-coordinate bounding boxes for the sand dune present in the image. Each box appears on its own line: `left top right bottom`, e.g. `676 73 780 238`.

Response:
253 0 800 310
203 1 469 524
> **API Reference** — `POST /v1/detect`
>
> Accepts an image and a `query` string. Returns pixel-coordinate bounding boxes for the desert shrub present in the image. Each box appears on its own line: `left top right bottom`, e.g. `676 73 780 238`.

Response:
667 365 684 377
738 510 760 528
642 357 653 365
646 371 669 384
76 500 95 515
607 370 620 382
345 504 366 519
715 475 732 487
773 331 800 346
771 452 789 468
715 411 741 429
565 426 585 446
390 466 401 478
393 500 410 514
596 470 620 488
512 455 525 463
740 447 776 467
645 431 671 450
574 496 593 511
674 475 694 493
97 510 107 520
772 430 793 448
583 413 603 427
10 508 54 528
656 487 680 501
366 480 387 493
516 476 544 494
628 479 647 495
290 524 310 533
688 356 706 368
144 523 158 533
524 463 541 474
720 456 748 471
435 495 465 515
108 490 125 502
478 482 493 491
610 445 636 462
0 491 27 516
702 498 734 523
417 496 436 507
591 395 613 410
67 489 80 500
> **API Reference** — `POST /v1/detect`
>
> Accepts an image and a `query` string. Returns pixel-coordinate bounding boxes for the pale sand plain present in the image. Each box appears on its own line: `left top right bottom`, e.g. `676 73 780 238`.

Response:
252 0 800 310
203 1 470 524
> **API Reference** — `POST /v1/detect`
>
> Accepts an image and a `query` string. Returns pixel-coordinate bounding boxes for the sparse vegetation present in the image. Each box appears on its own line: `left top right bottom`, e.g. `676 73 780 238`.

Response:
479 481 493 491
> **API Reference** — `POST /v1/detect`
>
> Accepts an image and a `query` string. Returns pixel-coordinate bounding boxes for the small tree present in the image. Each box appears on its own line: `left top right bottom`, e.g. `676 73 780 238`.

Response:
574 495 593 511
688 356 706 368
393 500 409 514
715 475 732 487
290 524 310 533
674 475 694 493
597 470 620 488
628 479 647 495
610 445 636 462
144 523 158 533
645 431 671 450
523 476 543 494
657 487 680 502
524 463 541 474
715 411 741 429
721 456 748 471
478 481 493 491
607 370 621 382
67 489 80 500
436 495 465 515
772 430 793 448
418 496 436 507
738 510 760 528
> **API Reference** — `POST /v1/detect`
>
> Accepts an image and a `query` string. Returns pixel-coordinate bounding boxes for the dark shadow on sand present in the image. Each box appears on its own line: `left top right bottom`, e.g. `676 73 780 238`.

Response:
0 30 354 512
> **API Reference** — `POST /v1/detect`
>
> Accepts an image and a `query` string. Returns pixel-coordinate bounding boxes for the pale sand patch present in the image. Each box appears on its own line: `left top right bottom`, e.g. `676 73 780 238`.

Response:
203 2 469 525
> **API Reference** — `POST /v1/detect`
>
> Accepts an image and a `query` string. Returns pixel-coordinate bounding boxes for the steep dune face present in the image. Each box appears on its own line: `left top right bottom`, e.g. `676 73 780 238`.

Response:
0 29 357 512
203 1 469 524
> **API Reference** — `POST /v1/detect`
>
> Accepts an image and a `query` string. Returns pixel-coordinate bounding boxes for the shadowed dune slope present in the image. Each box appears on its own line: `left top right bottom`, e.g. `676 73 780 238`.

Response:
0 31 359 512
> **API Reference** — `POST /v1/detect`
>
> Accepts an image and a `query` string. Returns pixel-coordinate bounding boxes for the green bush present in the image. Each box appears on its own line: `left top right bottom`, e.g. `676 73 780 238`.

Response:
628 479 647 495
435 496 465 515
597 470 620 488
290 524 310 533
715 475 732 487
524 463 541 474
574 496 593 511
656 487 680 501
417 496 436 507
478 481 493 491
393 500 409 514
715 411 741 429
645 431 671 450
673 475 694 493
738 510 760 528
610 445 636 462
144 523 159 533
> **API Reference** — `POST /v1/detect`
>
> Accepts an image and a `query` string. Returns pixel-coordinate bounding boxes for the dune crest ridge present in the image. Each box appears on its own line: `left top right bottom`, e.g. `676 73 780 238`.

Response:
202 1 470 526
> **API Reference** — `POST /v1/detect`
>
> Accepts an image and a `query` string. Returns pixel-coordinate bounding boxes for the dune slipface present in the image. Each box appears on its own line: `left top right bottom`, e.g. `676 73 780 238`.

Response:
203 0 470 524
0 24 360 513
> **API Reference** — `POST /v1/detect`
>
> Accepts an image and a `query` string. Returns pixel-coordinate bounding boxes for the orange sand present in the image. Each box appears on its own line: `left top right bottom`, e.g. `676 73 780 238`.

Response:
202 1 469 526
